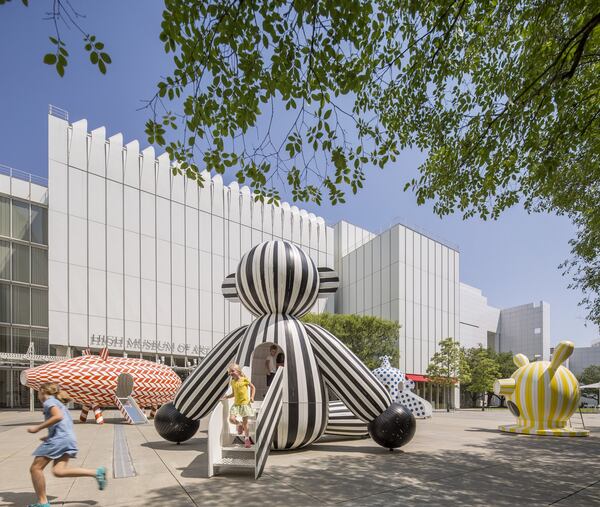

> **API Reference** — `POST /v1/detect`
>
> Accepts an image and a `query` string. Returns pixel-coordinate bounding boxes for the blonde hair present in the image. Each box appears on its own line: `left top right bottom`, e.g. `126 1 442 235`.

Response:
227 363 246 377
39 382 72 404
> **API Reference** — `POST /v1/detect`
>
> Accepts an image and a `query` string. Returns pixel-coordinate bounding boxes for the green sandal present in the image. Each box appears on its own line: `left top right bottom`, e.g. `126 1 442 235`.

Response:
96 466 107 490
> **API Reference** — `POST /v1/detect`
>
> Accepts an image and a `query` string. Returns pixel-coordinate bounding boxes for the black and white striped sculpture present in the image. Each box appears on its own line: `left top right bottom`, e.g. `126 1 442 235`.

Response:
157 240 414 450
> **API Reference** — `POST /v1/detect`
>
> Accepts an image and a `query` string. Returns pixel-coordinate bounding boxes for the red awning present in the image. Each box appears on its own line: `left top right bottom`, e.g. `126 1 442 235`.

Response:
406 373 459 384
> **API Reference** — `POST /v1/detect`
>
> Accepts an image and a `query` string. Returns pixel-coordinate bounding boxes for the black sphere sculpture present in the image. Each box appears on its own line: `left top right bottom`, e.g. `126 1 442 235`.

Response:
367 403 416 450
154 402 200 444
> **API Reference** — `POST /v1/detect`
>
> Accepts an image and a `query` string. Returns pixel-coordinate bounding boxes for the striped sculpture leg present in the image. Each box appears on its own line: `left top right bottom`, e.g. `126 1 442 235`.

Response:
306 323 416 449
79 406 89 423
305 323 391 421
325 400 368 437
173 326 248 420
93 407 104 425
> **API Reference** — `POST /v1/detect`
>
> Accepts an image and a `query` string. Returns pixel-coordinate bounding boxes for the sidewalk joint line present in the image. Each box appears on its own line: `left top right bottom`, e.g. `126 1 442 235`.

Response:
135 425 199 506
548 478 600 505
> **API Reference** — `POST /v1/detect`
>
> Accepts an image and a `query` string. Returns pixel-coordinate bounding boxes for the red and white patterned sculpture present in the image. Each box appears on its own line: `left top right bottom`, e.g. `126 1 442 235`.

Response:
20 348 181 424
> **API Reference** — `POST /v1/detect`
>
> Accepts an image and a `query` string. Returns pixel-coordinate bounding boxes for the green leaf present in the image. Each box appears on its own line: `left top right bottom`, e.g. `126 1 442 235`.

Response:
43 53 57 65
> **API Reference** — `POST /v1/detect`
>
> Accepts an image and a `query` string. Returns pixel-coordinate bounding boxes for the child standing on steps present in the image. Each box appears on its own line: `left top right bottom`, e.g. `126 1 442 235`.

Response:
222 363 255 448
27 382 107 507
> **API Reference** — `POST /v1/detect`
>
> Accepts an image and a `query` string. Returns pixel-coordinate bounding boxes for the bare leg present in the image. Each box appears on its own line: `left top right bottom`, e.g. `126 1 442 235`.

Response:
229 414 243 434
242 416 249 438
30 456 51 504
52 455 96 478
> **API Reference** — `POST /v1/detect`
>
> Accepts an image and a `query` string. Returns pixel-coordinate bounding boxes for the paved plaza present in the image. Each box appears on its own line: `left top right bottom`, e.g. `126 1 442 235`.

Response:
1 408 599 506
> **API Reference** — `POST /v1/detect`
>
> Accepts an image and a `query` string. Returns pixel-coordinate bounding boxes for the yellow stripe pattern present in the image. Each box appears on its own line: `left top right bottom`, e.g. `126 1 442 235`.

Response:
494 341 589 437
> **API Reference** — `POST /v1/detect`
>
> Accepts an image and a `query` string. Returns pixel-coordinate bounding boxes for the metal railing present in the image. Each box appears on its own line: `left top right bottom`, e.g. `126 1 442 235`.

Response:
0 164 48 189
0 352 68 364
48 104 69 121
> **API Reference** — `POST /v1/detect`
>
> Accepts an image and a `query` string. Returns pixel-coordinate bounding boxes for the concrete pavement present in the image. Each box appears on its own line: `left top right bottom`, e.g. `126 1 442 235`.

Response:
1 409 599 506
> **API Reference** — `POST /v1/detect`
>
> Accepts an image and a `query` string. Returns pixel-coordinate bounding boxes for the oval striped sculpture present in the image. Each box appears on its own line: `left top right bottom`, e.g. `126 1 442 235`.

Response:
160 240 411 451
493 341 588 437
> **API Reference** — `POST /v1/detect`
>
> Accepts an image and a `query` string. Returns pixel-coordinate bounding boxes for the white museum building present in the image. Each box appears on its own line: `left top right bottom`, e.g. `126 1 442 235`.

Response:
0 109 550 408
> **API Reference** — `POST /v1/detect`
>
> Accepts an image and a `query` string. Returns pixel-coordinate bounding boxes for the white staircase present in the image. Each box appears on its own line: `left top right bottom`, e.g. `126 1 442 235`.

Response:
207 367 284 479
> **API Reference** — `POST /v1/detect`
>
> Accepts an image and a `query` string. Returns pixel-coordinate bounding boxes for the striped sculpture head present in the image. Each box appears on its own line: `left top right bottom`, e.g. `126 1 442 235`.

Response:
221 240 339 317
493 341 585 436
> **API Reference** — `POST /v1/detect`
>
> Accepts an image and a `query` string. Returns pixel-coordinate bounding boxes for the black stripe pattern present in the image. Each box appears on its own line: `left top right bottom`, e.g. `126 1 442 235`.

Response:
221 273 239 301
325 401 369 437
235 314 328 450
255 367 284 479
174 326 247 419
235 241 320 317
305 323 392 422
317 267 339 294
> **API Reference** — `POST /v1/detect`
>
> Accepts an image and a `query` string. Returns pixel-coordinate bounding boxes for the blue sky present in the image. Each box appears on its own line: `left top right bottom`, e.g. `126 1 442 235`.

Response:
0 1 597 346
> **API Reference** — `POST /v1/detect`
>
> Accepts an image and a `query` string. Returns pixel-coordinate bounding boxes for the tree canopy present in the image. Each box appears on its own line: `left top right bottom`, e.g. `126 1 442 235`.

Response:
578 364 600 403
426 338 471 385
463 347 501 409
302 312 400 370
578 364 600 386
6 0 600 325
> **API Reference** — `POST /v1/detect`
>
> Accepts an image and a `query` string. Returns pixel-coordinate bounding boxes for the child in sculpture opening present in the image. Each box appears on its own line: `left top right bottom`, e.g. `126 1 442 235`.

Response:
223 364 256 448
27 382 107 507
266 345 278 387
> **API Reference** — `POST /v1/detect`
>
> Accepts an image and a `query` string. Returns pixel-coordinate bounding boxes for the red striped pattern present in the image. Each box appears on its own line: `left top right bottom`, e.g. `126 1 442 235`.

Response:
22 352 181 410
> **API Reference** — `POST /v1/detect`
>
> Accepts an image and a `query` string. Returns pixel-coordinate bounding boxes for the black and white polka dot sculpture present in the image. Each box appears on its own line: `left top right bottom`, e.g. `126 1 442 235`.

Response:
156 240 415 451
372 356 433 419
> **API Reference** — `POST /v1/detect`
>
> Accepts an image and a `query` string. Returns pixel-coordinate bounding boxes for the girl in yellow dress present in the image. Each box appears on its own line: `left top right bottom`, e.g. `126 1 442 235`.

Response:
223 363 255 448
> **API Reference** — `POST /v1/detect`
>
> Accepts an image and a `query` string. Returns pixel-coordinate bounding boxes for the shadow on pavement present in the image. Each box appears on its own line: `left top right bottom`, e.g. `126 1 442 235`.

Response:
141 436 205 451
0 492 58 506
146 422 600 506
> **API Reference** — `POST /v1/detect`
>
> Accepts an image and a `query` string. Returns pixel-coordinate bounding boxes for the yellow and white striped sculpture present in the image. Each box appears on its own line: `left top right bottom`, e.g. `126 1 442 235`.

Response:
493 341 588 437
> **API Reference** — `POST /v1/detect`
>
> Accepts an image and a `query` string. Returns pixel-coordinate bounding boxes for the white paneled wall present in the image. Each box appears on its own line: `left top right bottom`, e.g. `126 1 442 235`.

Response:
48 115 335 358
335 223 461 374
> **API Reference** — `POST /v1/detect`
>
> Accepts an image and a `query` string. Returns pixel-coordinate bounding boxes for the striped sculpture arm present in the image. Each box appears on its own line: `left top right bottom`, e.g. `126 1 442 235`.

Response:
174 325 248 420
155 326 248 444
254 366 284 479
305 323 391 421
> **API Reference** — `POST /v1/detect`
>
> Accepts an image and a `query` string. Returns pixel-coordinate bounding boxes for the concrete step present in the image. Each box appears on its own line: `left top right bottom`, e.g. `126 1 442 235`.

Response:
222 445 254 452
214 457 255 469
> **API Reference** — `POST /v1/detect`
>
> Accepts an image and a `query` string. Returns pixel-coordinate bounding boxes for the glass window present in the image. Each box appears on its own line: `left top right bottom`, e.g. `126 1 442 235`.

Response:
12 285 30 325
11 243 29 283
12 327 30 354
31 329 48 355
31 205 48 245
0 369 10 408
31 248 48 285
0 196 9 237
0 326 9 353
31 288 48 327
0 240 9 280
11 200 29 240
0 283 9 323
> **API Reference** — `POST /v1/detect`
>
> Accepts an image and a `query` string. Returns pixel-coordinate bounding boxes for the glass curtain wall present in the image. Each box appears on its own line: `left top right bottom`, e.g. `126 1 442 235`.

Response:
0 193 49 403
